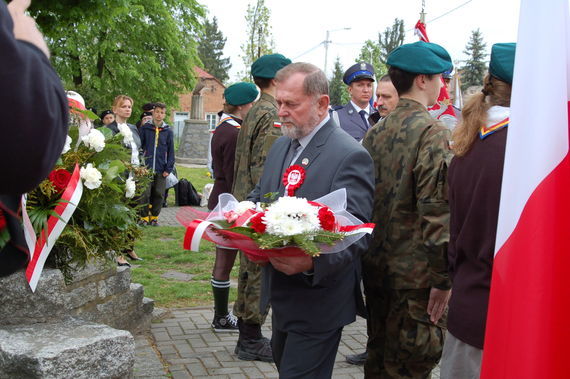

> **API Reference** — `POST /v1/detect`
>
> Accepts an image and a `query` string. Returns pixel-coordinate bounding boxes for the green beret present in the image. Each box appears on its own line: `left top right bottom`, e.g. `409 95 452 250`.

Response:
251 54 292 79
224 82 259 106
490 43 516 85
387 41 453 74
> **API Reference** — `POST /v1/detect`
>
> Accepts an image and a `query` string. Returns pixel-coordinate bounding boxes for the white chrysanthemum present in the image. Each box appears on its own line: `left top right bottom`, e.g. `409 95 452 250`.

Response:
263 196 320 236
62 135 72 154
80 163 102 189
117 123 134 145
81 128 105 152
235 201 256 215
125 177 136 198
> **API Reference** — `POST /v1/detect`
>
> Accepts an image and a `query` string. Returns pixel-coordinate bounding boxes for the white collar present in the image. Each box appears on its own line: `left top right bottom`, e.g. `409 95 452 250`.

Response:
350 101 370 115
487 106 510 127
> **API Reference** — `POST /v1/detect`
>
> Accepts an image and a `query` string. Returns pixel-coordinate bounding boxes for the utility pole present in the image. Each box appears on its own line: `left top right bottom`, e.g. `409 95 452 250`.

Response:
323 27 351 76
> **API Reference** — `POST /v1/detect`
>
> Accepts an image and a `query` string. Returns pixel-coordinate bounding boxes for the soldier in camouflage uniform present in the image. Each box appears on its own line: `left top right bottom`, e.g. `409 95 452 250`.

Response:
232 53 291 362
361 41 454 378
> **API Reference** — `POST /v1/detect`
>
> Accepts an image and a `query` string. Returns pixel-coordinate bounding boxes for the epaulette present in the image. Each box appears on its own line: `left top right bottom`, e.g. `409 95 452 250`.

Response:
479 118 509 139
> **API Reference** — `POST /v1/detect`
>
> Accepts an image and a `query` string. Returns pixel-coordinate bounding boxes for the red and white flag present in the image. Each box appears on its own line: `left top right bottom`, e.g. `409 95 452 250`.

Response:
481 0 570 377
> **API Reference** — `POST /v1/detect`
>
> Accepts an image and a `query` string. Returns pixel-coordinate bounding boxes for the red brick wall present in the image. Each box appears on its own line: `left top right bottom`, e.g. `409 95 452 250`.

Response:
176 78 225 118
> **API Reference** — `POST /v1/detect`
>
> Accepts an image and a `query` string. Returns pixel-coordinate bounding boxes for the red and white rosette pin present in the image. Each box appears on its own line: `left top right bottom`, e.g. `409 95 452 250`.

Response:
282 164 305 197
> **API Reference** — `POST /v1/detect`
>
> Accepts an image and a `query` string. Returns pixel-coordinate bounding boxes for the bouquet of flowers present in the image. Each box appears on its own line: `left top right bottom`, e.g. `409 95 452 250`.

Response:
177 189 374 262
15 92 151 285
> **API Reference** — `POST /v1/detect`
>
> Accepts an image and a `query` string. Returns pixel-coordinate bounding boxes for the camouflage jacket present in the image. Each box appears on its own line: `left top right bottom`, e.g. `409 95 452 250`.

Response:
362 98 452 290
232 92 282 200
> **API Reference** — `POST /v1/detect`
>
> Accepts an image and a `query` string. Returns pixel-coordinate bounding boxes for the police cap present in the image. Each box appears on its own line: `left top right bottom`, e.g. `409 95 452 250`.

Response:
100 110 113 119
251 54 292 79
489 43 516 85
343 62 375 85
387 41 453 74
224 82 259 106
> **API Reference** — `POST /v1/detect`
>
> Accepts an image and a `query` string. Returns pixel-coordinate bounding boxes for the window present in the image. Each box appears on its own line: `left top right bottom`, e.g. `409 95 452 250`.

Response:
206 113 218 130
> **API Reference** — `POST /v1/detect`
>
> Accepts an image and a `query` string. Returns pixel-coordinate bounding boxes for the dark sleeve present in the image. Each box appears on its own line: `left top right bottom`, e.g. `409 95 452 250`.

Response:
166 129 175 173
312 145 375 285
0 3 68 195
222 128 239 189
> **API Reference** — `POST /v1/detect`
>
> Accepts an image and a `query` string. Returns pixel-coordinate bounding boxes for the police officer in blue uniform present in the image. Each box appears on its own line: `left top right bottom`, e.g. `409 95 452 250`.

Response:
331 62 379 141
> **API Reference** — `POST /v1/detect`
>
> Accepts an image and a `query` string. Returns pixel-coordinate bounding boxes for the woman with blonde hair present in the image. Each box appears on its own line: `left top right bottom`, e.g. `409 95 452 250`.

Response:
441 43 516 378
107 94 143 266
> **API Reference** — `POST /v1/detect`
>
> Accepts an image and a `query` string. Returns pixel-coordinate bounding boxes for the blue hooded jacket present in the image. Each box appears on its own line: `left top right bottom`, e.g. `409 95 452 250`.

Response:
139 122 175 174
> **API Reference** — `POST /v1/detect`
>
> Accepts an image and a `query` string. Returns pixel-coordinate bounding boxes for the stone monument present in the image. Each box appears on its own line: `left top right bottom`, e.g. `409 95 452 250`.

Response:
177 81 211 165
0 263 154 378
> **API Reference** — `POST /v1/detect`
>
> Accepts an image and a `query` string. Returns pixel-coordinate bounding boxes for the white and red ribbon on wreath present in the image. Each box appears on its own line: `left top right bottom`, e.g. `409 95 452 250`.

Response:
177 189 375 263
22 164 83 292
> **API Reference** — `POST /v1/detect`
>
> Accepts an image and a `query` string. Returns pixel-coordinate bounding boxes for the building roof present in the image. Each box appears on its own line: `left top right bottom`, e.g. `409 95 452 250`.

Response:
194 66 225 87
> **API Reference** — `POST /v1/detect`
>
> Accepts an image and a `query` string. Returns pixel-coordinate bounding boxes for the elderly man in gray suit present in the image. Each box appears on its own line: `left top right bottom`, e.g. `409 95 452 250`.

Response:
247 62 375 378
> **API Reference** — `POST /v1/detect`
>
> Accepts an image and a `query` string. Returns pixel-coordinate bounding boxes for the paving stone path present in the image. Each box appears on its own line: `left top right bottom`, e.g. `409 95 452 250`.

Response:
136 206 440 378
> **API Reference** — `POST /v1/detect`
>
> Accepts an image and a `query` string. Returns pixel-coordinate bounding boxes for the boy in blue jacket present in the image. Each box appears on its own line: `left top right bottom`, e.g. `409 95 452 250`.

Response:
139 102 174 225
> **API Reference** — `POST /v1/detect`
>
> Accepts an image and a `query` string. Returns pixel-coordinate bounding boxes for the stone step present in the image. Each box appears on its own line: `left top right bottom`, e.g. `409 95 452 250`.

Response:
0 318 134 379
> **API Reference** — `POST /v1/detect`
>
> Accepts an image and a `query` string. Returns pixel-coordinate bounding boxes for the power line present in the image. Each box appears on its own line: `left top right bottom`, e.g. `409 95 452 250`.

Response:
405 0 474 32
294 0 474 58
293 42 325 60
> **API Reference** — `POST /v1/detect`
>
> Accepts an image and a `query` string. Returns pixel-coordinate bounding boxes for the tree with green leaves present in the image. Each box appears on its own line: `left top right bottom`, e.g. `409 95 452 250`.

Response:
378 18 405 65
29 0 204 118
356 18 403 76
197 17 231 83
240 0 275 81
461 29 487 90
329 57 350 107
357 40 386 79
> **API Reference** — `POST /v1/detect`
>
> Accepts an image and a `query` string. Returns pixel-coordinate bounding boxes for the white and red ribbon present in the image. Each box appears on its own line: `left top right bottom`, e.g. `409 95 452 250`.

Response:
22 164 83 292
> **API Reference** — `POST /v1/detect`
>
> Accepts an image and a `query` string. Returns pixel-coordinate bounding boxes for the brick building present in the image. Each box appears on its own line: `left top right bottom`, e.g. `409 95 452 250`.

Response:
173 67 226 136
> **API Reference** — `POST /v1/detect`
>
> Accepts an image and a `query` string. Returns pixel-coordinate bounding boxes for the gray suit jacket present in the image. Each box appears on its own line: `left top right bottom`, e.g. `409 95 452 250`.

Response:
248 118 374 333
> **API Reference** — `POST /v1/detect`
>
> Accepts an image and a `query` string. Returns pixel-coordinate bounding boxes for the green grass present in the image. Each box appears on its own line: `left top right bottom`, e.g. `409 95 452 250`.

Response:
131 226 239 308
166 166 213 207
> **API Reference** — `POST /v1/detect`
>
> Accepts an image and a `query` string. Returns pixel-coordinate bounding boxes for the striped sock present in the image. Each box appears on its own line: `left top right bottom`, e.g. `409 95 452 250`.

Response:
211 277 230 317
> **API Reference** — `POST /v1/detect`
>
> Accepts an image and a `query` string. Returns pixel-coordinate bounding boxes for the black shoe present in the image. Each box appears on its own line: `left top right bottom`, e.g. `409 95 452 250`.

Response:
117 261 131 267
236 336 273 363
211 312 238 333
346 351 367 365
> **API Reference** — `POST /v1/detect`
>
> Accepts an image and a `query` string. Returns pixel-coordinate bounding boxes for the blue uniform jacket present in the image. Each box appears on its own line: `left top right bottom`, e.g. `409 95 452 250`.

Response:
139 122 175 174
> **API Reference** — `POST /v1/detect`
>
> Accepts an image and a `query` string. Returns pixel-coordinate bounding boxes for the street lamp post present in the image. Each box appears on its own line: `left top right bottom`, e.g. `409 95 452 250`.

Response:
323 27 351 76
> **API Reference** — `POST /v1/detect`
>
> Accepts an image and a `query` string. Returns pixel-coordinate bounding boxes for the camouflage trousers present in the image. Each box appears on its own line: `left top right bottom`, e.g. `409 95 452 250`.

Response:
232 251 269 324
362 283 446 379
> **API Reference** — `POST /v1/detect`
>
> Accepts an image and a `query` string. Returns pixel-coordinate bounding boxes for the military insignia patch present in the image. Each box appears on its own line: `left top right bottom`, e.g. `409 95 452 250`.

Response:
273 122 282 128
302 158 309 165
360 63 366 70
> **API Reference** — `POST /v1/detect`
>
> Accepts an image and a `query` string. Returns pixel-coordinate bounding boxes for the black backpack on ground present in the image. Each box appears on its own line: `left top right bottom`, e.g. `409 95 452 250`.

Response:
175 178 201 206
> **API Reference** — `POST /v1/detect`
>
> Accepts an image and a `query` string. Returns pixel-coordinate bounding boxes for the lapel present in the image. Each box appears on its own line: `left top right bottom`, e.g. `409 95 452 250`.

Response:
276 119 337 194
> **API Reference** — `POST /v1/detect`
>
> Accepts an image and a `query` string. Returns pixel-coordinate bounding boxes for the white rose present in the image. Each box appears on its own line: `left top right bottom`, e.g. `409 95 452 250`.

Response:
62 135 72 154
117 123 134 145
125 177 136 198
80 163 102 189
81 128 105 152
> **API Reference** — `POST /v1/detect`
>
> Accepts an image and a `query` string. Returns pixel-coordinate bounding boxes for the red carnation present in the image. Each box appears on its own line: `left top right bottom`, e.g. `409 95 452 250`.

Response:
249 212 266 234
318 207 336 231
0 210 6 231
49 168 72 193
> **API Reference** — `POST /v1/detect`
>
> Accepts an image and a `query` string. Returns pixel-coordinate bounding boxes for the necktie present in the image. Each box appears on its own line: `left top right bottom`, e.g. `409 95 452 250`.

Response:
281 139 300 175
359 110 370 130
